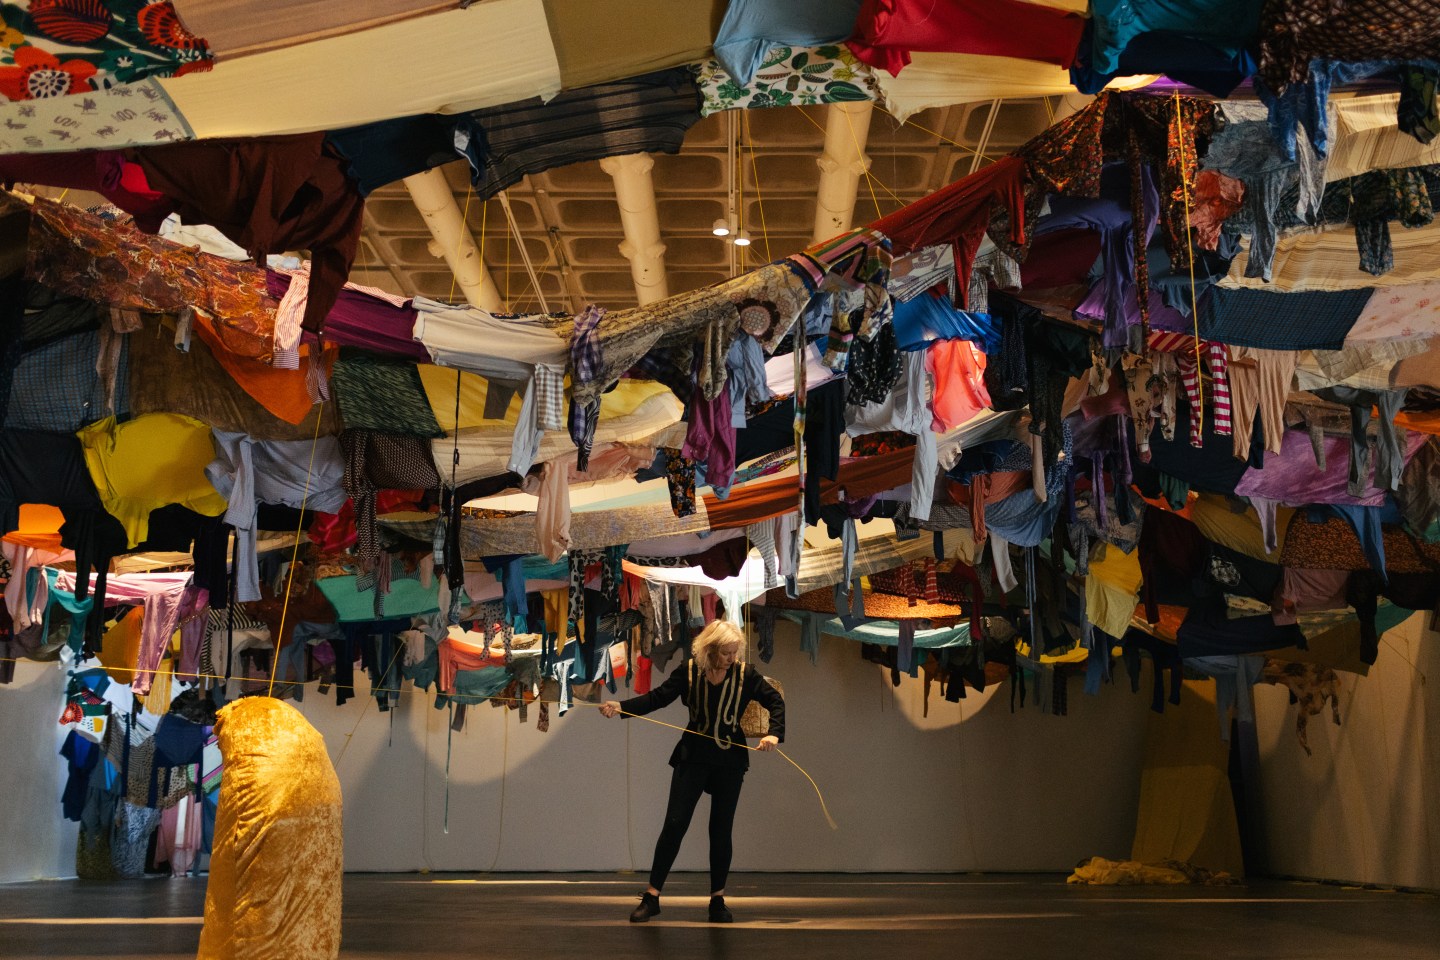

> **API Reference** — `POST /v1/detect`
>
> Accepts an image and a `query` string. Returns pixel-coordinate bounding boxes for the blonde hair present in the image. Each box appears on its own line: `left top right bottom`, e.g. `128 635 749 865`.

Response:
691 620 743 671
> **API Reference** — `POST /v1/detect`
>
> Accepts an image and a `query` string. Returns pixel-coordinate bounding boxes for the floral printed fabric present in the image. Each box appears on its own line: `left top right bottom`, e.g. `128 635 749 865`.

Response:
697 43 879 117
0 1 211 103
0 77 190 152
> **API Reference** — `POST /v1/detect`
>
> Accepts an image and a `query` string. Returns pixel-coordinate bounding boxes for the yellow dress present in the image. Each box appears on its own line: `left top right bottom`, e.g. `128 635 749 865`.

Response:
76 414 228 548
197 697 343 960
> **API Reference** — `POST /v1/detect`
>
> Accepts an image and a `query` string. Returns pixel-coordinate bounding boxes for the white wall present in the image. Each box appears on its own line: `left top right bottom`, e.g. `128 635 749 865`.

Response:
299 621 1151 873
1255 614 1440 890
0 659 80 883
1 622 1154 879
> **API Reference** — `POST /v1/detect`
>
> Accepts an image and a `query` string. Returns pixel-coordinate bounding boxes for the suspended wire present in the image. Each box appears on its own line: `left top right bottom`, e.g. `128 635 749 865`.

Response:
743 112 773 263
487 707 510 870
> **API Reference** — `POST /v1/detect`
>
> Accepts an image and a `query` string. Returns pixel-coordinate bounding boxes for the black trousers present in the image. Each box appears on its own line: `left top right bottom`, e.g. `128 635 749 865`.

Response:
647 761 745 893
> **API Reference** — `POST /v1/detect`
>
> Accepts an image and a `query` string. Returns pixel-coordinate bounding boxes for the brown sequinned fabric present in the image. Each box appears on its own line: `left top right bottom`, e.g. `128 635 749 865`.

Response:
1257 0 1440 94
24 197 277 360
1279 512 1440 573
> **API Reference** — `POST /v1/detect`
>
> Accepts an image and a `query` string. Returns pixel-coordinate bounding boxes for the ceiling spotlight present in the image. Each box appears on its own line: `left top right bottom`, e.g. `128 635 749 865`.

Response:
732 231 752 247
711 218 731 237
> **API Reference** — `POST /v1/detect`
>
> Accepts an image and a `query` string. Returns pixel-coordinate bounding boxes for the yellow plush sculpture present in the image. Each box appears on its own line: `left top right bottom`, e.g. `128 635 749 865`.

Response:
197 697 343 960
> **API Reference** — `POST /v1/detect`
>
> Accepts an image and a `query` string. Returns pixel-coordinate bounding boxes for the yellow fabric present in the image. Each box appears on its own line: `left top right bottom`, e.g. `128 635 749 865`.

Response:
1085 542 1143 640
143 659 173 716
198 697 343 960
418 365 676 431
876 53 1154 121
436 379 685 485
76 414 227 549
160 0 561 138
1327 93 1440 182
1188 493 1291 563
542 588 569 656
417 365 523 431
99 608 144 685
1130 679 1245 877
543 0 722 89
1220 224 1440 291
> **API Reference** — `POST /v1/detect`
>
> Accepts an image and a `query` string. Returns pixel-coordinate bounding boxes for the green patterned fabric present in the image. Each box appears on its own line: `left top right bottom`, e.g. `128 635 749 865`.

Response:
332 348 445 438
697 44 878 117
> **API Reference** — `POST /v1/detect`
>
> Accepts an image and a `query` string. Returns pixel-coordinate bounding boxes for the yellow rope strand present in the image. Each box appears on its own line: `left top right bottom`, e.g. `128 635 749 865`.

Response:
842 104 885 222
266 404 325 697
794 108 906 206
609 702 838 830
332 644 407 770
449 187 477 305
1174 91 1205 412
743 111 773 263
879 108 998 167
20 643 840 829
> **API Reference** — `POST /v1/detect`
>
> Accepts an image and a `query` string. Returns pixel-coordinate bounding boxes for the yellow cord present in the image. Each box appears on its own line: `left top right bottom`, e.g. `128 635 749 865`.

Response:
793 107 906 206
743 112 773 263
1174 91 1204 411
266 403 325 698
332 644 407 770
843 104 885 222
609 702 838 831
450 186 476 305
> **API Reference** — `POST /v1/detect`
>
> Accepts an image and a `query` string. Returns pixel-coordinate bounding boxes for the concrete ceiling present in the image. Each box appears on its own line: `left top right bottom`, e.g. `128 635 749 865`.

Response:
350 97 1063 313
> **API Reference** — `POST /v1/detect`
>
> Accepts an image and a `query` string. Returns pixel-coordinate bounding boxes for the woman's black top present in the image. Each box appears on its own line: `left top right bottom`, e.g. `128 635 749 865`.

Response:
619 660 785 771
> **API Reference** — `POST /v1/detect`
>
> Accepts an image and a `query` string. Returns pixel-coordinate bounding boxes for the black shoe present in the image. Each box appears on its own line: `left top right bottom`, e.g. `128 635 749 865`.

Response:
708 895 733 923
630 892 661 923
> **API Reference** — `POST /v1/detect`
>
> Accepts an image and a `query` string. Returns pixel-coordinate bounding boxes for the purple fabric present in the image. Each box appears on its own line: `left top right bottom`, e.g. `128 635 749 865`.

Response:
681 385 736 496
1235 428 1425 507
267 272 427 360
1038 163 1160 348
1142 287 1194 334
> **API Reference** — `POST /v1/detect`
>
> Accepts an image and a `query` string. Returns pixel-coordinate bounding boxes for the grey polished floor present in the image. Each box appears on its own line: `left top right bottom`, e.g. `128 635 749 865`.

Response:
2 873 1438 959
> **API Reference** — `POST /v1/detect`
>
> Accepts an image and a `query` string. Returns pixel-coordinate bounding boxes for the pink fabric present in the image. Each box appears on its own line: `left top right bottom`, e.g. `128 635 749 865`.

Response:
157 795 204 877
1235 428 1426 507
519 443 659 563
2 543 67 631
1273 567 1351 625
176 585 211 681
55 571 192 695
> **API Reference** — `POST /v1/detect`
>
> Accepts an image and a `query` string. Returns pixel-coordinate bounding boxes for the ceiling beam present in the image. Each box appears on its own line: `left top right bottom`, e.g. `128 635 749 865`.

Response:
811 101 874 244
360 210 415 298
599 152 669 305
403 168 504 311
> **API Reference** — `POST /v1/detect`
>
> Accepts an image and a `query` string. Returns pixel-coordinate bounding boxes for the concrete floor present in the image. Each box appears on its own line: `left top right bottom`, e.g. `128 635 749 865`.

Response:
1 873 1438 959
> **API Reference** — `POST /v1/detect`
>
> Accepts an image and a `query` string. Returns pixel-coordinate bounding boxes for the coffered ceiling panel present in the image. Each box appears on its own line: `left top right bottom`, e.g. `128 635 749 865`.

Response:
360 97 1063 313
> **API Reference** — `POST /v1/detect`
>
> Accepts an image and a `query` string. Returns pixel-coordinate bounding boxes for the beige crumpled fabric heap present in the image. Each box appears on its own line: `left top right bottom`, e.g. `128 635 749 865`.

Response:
1067 856 1238 886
